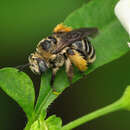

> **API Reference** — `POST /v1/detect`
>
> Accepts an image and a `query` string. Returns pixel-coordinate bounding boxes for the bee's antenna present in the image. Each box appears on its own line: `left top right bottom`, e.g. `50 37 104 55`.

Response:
15 63 30 71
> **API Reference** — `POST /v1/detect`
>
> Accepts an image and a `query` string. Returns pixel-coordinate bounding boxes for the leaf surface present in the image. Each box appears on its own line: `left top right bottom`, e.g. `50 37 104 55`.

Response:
45 115 62 130
0 68 35 119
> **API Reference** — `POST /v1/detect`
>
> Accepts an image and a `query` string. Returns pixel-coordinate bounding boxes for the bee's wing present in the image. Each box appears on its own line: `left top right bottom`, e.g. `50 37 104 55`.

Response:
53 28 98 54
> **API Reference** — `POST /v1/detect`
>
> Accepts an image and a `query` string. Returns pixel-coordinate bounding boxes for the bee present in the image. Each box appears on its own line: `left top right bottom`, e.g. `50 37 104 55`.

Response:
28 23 98 90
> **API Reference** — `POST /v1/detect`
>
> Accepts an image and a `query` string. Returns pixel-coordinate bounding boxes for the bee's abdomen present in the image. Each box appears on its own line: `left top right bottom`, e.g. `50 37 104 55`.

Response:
83 39 96 64
71 38 96 64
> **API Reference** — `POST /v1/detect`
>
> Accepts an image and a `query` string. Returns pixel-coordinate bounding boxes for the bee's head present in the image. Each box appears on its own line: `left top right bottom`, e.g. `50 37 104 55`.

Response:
28 53 48 74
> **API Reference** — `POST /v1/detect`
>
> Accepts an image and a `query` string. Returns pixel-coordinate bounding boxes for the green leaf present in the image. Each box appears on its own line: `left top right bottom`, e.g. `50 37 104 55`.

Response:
29 112 47 130
29 114 62 130
64 0 130 76
35 0 129 117
0 68 35 119
35 69 69 116
45 115 62 130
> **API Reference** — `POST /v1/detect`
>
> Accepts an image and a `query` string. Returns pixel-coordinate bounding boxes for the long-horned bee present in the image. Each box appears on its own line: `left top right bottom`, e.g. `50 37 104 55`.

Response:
28 23 98 89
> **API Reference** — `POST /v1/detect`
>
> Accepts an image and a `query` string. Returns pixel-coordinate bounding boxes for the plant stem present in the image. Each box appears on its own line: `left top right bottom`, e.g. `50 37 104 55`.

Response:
24 117 34 130
62 99 123 130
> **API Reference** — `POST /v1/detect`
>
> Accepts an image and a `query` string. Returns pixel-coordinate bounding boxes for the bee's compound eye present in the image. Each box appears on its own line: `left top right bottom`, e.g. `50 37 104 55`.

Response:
40 40 51 50
38 60 48 72
48 36 57 44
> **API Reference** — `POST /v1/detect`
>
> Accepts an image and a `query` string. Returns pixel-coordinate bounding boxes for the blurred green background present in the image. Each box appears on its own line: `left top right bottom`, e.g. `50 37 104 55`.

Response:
0 0 130 130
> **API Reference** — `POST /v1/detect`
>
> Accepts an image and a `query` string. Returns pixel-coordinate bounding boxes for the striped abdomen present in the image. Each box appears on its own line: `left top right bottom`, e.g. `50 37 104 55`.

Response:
71 38 96 64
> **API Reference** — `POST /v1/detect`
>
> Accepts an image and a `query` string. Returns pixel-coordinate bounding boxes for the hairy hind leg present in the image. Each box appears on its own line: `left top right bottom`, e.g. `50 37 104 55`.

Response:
65 58 74 84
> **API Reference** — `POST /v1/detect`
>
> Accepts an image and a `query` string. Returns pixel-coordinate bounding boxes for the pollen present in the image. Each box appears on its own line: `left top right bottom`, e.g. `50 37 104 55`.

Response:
68 50 88 71
53 91 61 96
53 23 72 33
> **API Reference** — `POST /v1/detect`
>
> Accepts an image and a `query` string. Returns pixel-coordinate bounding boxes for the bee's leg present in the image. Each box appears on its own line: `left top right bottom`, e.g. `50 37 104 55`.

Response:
65 58 73 85
67 48 88 80
51 67 59 91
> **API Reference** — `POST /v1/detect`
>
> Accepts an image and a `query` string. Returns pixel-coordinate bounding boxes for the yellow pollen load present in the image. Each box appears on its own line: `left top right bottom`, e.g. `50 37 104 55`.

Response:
53 91 61 96
68 50 87 72
53 23 72 33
